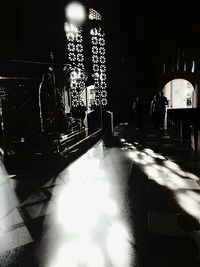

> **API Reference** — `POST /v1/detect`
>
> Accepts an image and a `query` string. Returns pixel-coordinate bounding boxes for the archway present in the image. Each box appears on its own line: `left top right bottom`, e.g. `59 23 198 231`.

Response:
163 79 195 108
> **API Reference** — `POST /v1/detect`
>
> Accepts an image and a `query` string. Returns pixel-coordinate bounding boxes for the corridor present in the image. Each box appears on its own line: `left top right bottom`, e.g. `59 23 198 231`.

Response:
0 122 200 267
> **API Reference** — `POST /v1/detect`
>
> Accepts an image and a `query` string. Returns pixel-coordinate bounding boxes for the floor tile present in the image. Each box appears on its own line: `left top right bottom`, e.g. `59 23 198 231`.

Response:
0 226 33 253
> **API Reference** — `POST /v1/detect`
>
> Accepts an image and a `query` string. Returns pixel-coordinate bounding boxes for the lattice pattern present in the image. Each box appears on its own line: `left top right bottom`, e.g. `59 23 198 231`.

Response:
89 8 102 21
90 27 107 106
65 23 86 107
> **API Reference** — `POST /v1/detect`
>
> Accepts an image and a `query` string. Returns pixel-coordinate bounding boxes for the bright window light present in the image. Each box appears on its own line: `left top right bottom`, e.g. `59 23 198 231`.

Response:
65 1 86 25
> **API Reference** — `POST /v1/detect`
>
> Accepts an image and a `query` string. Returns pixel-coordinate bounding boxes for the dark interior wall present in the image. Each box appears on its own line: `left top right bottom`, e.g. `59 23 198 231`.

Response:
0 0 68 60
1 1 200 123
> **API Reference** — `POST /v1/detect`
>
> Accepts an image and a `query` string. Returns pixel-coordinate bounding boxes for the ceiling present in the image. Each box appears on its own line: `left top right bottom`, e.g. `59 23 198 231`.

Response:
1 1 200 58
1 1 200 95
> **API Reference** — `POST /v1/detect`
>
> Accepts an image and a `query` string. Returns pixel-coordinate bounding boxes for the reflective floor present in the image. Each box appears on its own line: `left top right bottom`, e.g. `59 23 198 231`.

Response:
0 122 200 266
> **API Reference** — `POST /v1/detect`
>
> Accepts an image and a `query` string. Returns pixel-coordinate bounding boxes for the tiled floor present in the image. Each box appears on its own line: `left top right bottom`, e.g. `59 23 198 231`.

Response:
117 122 200 267
0 122 200 266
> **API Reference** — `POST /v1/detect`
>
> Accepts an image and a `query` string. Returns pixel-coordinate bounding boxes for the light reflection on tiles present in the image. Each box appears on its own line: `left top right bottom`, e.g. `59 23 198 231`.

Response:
40 147 135 267
0 161 8 186
0 208 24 233
41 218 134 267
148 175 200 190
0 226 33 253
98 148 133 185
0 181 20 220
58 144 109 184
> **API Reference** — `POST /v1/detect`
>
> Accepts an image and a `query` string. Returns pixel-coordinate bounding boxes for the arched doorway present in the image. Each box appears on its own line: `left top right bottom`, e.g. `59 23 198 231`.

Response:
163 79 195 108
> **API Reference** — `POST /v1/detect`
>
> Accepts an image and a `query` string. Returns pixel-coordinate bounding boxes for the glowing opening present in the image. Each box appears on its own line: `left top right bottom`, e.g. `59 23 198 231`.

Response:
163 79 195 108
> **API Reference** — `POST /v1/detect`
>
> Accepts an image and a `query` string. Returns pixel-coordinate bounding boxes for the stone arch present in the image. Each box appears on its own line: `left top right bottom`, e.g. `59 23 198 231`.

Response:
160 72 195 90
